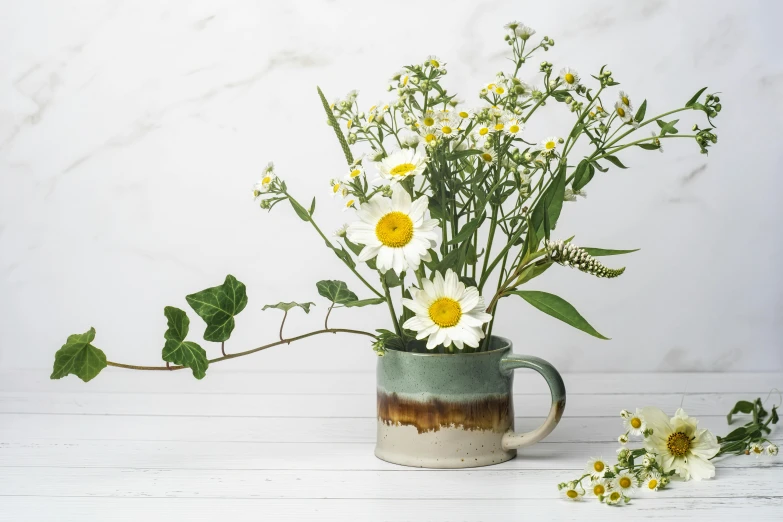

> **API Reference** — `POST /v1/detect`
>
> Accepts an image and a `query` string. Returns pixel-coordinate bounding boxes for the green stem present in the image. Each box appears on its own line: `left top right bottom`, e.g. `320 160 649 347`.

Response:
381 276 402 336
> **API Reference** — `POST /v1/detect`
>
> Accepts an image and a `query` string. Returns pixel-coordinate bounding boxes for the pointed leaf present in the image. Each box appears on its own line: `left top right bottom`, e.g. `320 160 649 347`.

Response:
634 99 647 123
343 298 386 308
161 307 208 379
604 155 628 169
262 301 315 313
316 280 358 304
186 275 248 342
447 212 485 244
685 87 708 108
309 197 316 215
51 328 107 382
289 198 311 221
509 290 609 340
531 163 566 239
637 143 660 151
582 247 640 257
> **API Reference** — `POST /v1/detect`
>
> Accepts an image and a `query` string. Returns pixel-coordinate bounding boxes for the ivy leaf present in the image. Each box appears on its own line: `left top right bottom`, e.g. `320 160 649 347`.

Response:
634 99 647 123
316 280 359 304
343 298 386 308
509 290 609 340
186 274 248 342
582 247 640 257
262 301 315 313
51 327 107 382
685 87 708 108
161 307 208 379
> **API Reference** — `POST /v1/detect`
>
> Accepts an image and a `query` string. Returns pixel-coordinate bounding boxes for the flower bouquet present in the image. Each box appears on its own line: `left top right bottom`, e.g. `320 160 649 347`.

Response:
50 20 726 469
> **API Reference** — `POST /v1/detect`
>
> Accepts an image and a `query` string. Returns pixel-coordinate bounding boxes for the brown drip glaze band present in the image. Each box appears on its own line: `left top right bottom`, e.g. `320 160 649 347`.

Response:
377 391 513 434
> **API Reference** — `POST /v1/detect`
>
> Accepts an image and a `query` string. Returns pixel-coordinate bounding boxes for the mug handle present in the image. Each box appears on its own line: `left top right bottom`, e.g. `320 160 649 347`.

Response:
499 354 566 450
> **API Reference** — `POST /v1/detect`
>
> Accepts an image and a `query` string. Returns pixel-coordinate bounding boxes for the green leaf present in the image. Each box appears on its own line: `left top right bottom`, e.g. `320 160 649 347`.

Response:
309 197 316 215
634 99 647 123
186 274 248 342
591 161 608 173
656 119 679 136
515 261 553 286
262 301 315 313
685 87 708 108
316 280 359 304
289 197 311 221
720 426 748 442
530 163 566 240
727 400 755 424
509 290 609 340
637 143 660 151
343 298 386 308
582 247 640 257
161 307 208 379
51 327 107 382
331 244 356 269
447 212 485 244
447 149 483 160
571 160 591 192
384 270 403 288
604 155 628 169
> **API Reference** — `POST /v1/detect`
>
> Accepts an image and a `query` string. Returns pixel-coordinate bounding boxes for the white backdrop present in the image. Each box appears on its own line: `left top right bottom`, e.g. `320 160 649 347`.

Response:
1 0 781 376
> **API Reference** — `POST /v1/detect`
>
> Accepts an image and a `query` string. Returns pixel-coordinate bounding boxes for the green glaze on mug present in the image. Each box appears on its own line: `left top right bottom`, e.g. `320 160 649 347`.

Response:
375 336 566 468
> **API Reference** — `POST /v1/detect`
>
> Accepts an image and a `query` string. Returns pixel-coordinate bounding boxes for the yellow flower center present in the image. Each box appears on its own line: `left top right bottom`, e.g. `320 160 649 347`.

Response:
423 117 435 126
332 183 340 193
564 73 575 84
481 152 493 162
345 199 355 208
617 107 626 117
424 133 436 143
618 477 632 489
753 446 763 454
401 75 409 86
666 431 691 457
609 492 621 502
545 141 556 150
459 111 469 118
375 211 414 248
593 484 605 496
630 417 642 429
441 126 453 134
622 96 630 106
593 461 605 472
350 169 361 178
430 59 440 67
479 127 489 136
509 124 520 133
648 479 658 490
494 123 504 131
389 163 416 177
428 297 462 328
566 490 578 499
346 120 353 129
495 86 505 94
262 176 272 185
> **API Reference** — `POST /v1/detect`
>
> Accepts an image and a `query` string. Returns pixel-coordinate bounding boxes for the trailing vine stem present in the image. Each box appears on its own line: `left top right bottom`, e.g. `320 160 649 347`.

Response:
106 327 377 372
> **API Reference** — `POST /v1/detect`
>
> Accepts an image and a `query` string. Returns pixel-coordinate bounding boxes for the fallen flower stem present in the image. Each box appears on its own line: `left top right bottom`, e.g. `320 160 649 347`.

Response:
106 328 377 372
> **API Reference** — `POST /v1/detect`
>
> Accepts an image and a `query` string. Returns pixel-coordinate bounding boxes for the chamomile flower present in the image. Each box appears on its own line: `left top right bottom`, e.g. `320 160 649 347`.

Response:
613 471 636 494
420 110 437 129
253 163 277 196
560 482 583 501
342 197 359 212
424 55 444 68
454 107 472 120
419 126 439 146
505 117 524 137
750 443 765 457
605 490 624 505
538 136 560 156
587 478 608 498
618 90 634 111
767 443 779 456
345 166 364 181
585 457 609 479
477 148 497 166
614 101 633 123
333 223 349 238
346 185 438 275
644 472 662 492
402 269 493 350
559 67 580 90
624 408 647 436
435 117 458 138
474 122 491 139
486 81 507 96
330 179 346 198
505 21 536 40
378 148 428 183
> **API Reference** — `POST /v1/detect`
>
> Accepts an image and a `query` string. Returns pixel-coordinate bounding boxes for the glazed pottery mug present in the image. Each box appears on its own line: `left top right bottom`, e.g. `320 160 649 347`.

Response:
375 336 566 468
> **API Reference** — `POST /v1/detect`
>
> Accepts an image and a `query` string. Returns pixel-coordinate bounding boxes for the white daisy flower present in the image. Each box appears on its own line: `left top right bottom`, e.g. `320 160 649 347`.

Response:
342 197 359 212
420 110 437 129
435 117 458 138
474 122 491 139
346 185 438 275
641 407 720 481
454 107 472 120
505 117 524 137
378 148 428 183
559 67 580 90
767 443 779 456
605 490 624 505
402 269 493 350
750 443 765 458
253 166 277 196
344 166 364 181
538 136 560 156
624 408 647 436
644 471 662 492
334 223 349 238
585 457 608 479
586 478 608 498
330 180 346 198
618 90 634 111
505 21 536 40
618 434 629 444
418 126 439 146
612 470 636 494
486 82 506 96
477 148 497 166
614 101 633 123
560 482 582 501
425 55 444 68
564 187 587 202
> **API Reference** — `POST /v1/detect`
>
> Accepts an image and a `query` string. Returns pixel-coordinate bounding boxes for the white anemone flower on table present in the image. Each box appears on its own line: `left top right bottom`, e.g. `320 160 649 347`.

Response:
346 185 438 275
641 407 720 480
377 148 428 183
402 269 493 350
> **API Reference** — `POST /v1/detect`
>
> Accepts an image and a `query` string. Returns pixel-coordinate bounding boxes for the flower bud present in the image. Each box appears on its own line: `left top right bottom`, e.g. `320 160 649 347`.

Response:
618 434 629 444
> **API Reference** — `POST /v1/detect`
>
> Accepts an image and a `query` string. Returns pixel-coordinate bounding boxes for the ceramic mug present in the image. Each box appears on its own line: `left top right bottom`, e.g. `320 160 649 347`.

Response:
375 336 566 468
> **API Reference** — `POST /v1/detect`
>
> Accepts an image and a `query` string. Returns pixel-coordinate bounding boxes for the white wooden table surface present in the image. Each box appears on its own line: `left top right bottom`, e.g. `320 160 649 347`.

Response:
1 370 781 521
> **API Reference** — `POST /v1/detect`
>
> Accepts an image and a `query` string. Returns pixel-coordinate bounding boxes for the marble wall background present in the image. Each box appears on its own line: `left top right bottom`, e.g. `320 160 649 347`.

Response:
1 0 782 376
